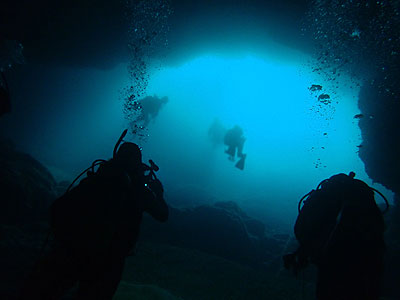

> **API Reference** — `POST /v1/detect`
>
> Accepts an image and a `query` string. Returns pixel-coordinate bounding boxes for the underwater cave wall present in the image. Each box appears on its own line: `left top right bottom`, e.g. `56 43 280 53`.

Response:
305 0 400 202
358 78 400 198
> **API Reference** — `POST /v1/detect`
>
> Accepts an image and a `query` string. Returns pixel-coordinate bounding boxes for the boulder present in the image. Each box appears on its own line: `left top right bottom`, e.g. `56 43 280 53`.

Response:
0 139 57 224
141 201 281 267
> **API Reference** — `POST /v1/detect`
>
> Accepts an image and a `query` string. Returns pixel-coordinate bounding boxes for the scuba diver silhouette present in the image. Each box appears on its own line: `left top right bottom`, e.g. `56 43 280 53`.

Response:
19 129 168 300
224 125 246 170
284 172 388 300
137 95 168 126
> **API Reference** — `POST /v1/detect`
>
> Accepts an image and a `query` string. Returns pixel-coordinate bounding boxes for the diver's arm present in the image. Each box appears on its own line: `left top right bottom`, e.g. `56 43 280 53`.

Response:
143 180 169 222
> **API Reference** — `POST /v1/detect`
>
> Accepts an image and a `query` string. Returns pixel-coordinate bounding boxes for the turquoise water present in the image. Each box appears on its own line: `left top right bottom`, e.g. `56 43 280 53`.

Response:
3 52 391 227
140 53 393 225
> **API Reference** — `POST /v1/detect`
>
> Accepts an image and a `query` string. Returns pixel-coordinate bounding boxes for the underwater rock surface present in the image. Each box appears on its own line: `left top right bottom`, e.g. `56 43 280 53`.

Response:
0 154 399 299
114 281 183 300
0 139 58 224
141 201 290 269
306 0 400 196
358 78 400 195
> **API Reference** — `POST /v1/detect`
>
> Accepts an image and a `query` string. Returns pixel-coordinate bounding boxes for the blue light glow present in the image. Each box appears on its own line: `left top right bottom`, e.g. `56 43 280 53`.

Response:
141 54 392 224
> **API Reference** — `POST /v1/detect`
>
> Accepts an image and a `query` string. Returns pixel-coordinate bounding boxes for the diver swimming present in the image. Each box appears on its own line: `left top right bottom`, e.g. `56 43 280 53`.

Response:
207 121 247 170
136 95 168 126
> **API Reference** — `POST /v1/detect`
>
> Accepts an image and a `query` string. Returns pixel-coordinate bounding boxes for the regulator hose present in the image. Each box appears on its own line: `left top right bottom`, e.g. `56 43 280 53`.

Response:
113 129 128 158
371 187 390 213
66 159 106 193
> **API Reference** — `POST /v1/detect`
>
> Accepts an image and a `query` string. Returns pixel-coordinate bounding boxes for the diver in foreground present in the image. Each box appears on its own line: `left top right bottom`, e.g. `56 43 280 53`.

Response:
224 125 246 170
284 172 388 300
19 129 168 300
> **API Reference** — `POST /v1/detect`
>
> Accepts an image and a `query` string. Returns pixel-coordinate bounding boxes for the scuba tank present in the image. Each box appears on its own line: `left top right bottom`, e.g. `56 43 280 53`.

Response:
297 172 389 214
285 172 389 274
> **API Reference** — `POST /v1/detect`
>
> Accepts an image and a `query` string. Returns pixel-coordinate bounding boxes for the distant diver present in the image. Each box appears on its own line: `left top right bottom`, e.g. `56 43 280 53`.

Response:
0 71 11 117
283 172 388 300
224 125 246 170
137 95 168 126
19 129 169 300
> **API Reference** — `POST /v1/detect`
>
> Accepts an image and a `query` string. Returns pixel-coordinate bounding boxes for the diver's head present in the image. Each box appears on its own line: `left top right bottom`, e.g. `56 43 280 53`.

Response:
115 142 143 174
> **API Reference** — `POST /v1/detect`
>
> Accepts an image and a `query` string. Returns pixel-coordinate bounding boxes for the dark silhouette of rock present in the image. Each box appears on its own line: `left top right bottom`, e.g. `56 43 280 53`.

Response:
358 78 400 195
140 201 285 268
0 139 57 224
214 201 265 239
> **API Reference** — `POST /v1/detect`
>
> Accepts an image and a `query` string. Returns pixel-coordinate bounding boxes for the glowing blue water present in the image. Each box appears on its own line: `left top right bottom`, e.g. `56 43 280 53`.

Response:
141 54 392 225
8 54 390 227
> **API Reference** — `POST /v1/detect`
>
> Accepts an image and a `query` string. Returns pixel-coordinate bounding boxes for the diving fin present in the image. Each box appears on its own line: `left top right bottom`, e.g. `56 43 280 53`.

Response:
235 154 246 170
